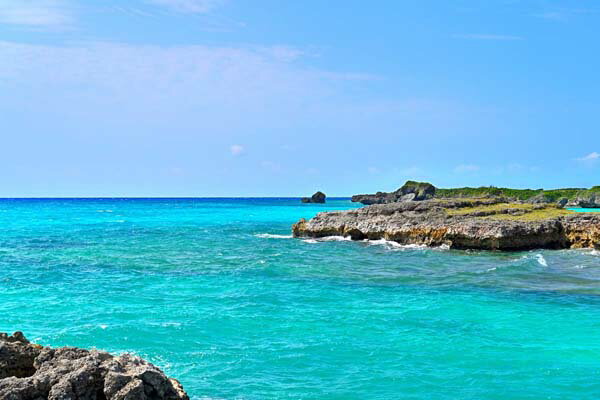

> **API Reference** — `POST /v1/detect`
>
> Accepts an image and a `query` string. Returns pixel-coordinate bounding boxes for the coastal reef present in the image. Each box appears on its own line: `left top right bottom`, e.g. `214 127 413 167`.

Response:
0 332 188 400
293 198 600 251
302 191 326 203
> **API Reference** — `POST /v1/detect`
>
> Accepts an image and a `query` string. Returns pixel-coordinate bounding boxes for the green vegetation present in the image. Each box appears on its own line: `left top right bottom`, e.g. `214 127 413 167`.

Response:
434 185 599 202
445 202 575 221
486 207 574 221
446 203 536 216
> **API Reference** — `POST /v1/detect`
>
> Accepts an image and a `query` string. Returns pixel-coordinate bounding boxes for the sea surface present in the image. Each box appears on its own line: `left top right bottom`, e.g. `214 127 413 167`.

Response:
1 198 600 399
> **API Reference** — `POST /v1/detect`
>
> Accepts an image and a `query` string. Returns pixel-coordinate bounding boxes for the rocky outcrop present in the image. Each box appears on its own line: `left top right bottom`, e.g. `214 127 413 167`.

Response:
568 193 600 208
292 199 600 251
302 191 326 204
0 332 189 400
352 181 436 205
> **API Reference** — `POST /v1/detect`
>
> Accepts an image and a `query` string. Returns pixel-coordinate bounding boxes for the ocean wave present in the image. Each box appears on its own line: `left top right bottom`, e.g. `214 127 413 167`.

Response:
316 236 352 242
363 239 429 251
536 254 548 267
301 236 352 244
255 233 293 239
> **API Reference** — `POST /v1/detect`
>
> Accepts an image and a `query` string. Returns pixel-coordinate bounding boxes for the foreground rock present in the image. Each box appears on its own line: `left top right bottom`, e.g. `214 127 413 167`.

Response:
0 332 189 400
301 191 326 203
293 199 600 251
352 181 435 205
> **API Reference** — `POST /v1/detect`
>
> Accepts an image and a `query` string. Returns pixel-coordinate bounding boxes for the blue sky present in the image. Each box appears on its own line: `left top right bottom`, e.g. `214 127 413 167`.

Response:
1 0 599 196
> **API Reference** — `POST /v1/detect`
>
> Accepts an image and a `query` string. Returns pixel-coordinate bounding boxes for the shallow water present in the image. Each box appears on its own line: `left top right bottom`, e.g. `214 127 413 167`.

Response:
569 207 600 212
1 198 600 399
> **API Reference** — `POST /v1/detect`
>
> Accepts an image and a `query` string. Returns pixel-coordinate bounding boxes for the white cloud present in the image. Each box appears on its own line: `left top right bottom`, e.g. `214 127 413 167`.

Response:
0 0 71 27
230 144 244 156
577 152 600 162
454 164 480 173
454 34 523 41
147 0 223 13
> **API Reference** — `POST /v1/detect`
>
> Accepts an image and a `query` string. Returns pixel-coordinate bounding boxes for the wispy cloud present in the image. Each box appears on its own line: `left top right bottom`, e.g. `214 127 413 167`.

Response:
453 34 523 41
454 164 480 173
147 0 223 13
576 152 600 163
0 0 72 27
535 8 599 21
230 145 245 156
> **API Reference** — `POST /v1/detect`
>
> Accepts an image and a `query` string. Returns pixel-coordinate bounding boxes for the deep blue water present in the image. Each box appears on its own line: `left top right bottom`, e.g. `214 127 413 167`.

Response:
1 198 600 399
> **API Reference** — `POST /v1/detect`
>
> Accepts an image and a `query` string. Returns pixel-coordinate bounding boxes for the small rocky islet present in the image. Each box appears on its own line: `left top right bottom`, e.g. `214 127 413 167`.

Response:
0 332 189 400
301 191 326 203
293 181 600 251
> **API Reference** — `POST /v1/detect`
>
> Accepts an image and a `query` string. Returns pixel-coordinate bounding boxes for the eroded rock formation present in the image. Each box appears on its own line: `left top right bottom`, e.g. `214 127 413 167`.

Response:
301 191 326 203
352 181 435 205
293 199 600 251
0 332 189 400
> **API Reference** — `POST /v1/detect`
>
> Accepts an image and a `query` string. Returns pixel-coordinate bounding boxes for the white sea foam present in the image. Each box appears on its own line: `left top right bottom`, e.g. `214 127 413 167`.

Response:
316 236 352 242
301 236 352 243
255 233 293 239
99 324 108 330
364 239 428 251
536 254 548 267
303 239 319 244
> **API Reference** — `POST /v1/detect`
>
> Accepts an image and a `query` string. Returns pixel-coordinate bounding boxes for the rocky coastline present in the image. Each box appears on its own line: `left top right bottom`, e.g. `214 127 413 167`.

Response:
292 198 600 251
0 332 189 400
352 181 600 208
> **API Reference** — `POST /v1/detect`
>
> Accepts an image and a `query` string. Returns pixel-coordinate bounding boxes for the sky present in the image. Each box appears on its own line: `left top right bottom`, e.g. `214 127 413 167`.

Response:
1 0 599 197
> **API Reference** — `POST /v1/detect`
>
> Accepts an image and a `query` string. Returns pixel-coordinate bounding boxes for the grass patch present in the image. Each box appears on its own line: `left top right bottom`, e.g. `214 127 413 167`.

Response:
486 208 574 221
445 202 575 221
446 203 535 216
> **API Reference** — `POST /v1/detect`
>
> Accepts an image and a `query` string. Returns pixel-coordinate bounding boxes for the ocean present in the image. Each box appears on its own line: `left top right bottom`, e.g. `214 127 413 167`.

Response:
1 198 600 399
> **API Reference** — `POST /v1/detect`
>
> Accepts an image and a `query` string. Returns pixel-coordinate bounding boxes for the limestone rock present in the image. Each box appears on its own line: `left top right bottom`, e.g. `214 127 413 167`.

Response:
293 199 600 251
352 181 436 205
0 332 189 400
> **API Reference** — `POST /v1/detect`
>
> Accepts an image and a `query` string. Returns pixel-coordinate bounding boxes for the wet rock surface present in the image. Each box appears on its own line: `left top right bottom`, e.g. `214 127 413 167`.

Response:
0 332 189 400
293 199 600 251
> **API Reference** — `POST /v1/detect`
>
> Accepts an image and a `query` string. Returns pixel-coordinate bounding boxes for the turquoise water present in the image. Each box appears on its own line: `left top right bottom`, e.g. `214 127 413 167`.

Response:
569 208 600 212
1 198 600 399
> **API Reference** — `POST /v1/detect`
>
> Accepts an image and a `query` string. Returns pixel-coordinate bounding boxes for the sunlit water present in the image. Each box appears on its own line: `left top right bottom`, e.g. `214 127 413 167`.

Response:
1 198 600 399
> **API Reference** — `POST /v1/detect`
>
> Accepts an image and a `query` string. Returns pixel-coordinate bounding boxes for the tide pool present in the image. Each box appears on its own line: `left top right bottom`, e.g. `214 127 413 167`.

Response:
1 198 600 399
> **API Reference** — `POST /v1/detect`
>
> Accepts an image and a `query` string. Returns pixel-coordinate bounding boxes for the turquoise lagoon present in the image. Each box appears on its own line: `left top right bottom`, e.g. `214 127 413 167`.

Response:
1 198 600 399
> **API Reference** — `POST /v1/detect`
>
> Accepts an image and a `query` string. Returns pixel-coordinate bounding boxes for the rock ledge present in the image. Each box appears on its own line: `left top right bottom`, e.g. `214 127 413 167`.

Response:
293 199 600 251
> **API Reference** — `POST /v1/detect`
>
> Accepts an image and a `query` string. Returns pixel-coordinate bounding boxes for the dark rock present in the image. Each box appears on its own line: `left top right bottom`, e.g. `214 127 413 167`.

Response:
0 332 189 400
575 193 600 208
529 193 553 204
556 198 569 209
301 191 326 203
352 181 436 205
